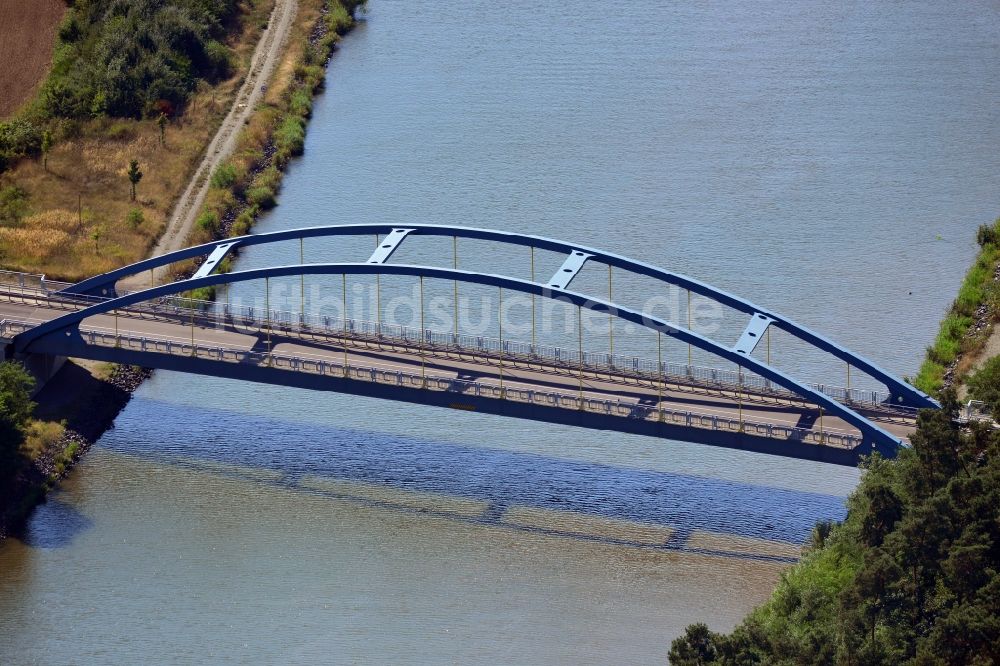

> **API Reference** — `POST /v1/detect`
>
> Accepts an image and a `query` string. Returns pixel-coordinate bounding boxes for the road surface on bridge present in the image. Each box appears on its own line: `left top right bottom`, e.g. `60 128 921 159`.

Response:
0 291 918 448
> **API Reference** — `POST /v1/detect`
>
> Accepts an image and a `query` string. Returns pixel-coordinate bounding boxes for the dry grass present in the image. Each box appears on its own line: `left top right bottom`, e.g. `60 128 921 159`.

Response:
266 0 325 104
190 0 357 251
0 0 275 282
0 0 66 118
21 419 66 459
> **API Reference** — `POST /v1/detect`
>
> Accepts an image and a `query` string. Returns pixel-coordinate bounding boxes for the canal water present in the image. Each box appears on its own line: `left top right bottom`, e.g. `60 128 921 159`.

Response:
3 1 999 663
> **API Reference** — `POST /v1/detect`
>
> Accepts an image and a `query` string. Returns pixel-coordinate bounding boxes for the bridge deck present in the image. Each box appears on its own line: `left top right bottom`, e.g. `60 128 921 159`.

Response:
0 290 918 456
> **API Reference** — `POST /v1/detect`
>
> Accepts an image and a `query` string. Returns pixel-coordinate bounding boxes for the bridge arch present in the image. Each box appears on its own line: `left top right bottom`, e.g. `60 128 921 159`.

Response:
60 223 937 411
20 261 905 455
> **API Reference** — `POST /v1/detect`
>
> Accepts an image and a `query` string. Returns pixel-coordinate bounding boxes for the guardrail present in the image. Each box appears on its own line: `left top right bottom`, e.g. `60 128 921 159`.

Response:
0 317 865 449
0 277 909 414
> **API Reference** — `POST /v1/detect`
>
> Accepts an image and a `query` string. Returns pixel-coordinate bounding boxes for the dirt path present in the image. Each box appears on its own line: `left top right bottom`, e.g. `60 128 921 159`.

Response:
140 0 299 284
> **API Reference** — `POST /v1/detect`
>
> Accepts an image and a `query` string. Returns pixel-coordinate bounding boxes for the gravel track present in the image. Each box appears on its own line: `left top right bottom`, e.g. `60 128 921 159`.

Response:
139 0 300 285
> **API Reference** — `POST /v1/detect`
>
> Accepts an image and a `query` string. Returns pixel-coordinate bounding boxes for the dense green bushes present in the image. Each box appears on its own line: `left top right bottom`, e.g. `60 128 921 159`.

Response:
0 186 29 227
0 362 36 494
1 0 244 171
210 163 239 190
39 0 240 120
0 120 43 171
669 377 1000 665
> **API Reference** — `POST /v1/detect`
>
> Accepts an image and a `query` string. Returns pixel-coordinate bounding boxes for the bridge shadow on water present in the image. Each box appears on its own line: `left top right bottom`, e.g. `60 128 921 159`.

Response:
94 396 849 563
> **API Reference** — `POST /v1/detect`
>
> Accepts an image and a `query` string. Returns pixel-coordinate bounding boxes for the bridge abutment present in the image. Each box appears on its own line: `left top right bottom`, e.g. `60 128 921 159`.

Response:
2 343 66 396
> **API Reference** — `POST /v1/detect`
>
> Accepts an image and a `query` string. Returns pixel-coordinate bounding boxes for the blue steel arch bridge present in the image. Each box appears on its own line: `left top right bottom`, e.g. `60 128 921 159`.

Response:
0 224 937 466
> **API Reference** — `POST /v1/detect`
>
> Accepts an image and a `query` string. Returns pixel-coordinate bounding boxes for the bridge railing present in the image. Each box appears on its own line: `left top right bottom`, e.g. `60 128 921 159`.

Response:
0 317 867 450
186 302 902 411
0 275 909 413
0 269 48 293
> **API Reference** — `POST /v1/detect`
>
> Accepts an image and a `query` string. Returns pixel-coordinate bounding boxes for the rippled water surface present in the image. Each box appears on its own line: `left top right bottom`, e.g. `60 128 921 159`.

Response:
3 1 1000 663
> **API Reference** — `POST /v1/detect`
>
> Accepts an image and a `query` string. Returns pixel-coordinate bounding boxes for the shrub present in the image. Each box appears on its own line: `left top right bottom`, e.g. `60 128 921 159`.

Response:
326 4 355 34
230 206 258 236
57 14 81 43
40 0 242 120
185 286 216 302
0 186 29 227
977 223 998 247
202 39 233 80
274 115 306 157
24 420 65 458
289 89 312 118
210 162 238 189
0 361 35 490
196 210 219 233
246 185 276 209
126 208 145 228
0 119 43 163
966 355 1000 419
255 166 282 192
103 121 136 142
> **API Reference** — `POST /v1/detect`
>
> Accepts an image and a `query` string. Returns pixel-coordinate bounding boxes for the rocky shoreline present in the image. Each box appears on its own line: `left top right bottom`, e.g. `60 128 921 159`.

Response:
941 261 1000 389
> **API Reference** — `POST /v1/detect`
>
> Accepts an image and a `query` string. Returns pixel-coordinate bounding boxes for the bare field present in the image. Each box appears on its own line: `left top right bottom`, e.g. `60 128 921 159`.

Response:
0 0 66 118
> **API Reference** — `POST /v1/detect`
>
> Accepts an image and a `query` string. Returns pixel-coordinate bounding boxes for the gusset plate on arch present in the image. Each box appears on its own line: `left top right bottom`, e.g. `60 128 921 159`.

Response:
548 250 592 289
734 313 773 356
367 228 414 264
193 241 240 279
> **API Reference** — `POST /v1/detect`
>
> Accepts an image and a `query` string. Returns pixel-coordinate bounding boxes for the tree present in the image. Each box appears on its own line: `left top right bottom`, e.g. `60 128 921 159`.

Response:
157 113 167 147
127 159 143 201
90 225 102 253
669 386 1000 665
40 129 53 172
0 361 36 486
669 624 722 665
0 361 35 433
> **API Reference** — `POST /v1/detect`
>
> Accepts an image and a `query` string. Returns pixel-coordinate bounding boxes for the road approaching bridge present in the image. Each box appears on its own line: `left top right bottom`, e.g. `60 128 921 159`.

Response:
1 225 934 465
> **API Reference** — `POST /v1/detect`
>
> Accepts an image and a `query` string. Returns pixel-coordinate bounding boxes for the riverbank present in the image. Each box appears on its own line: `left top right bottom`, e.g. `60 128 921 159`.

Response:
0 0 364 540
0 0 276 540
176 0 364 289
0 362 150 539
669 219 1000 663
914 218 1000 395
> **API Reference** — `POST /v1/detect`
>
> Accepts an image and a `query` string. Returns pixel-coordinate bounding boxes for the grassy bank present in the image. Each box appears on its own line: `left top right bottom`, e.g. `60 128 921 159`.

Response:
913 218 1000 394
0 0 366 537
180 0 364 291
0 0 275 281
